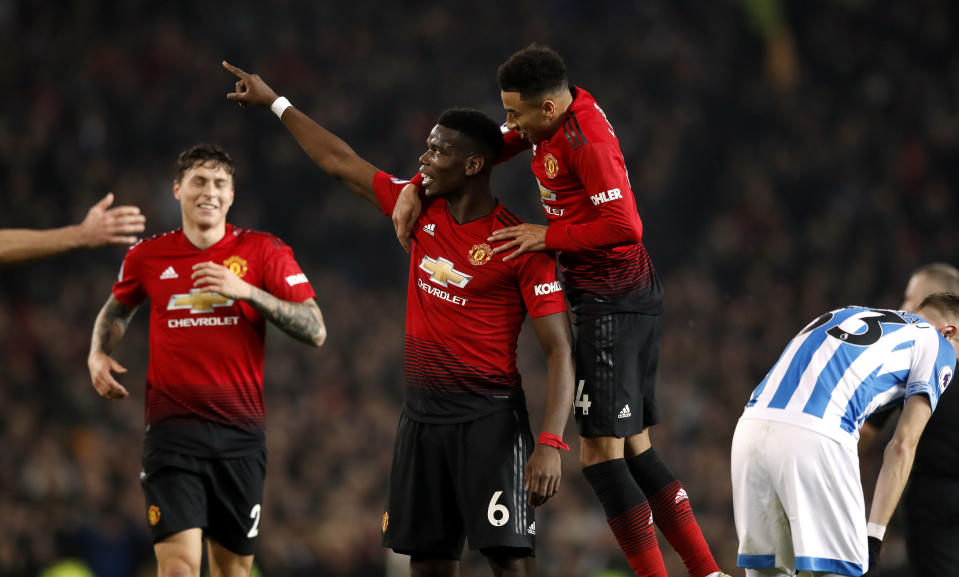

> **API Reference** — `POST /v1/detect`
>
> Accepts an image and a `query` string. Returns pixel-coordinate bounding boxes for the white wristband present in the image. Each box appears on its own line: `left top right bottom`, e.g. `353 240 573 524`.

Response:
271 96 292 119
866 522 886 540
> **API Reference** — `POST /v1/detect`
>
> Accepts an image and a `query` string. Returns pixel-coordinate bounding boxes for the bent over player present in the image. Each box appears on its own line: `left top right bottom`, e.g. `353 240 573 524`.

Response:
88 144 326 577
223 63 575 577
732 295 959 576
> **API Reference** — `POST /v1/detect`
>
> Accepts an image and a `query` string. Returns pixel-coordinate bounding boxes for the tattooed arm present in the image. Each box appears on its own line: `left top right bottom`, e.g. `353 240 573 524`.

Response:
88 295 139 400
191 261 326 347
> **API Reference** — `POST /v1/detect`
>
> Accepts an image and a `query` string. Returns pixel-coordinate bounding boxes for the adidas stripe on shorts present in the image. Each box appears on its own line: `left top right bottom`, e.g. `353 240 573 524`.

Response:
574 312 661 438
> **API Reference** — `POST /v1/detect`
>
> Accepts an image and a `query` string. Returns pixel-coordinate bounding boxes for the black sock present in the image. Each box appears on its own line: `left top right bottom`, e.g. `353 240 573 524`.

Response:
582 458 647 518
626 447 674 495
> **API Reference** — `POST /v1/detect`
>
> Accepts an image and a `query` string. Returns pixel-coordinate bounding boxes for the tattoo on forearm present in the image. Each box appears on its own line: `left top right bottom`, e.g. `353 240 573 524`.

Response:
248 288 324 345
91 298 136 354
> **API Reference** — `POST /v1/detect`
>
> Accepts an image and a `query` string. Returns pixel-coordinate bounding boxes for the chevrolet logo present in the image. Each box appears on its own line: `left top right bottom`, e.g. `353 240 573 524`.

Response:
537 179 557 201
419 256 472 288
167 289 234 313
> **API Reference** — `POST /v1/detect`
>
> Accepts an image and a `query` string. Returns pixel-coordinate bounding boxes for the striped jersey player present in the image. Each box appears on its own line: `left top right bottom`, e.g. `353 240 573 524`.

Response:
732 300 958 577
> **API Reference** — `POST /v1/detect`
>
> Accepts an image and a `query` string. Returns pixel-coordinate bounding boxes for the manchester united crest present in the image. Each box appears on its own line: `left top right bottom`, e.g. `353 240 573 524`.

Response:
382 511 389 533
468 243 493 266
224 255 248 278
148 505 161 526
544 153 559 179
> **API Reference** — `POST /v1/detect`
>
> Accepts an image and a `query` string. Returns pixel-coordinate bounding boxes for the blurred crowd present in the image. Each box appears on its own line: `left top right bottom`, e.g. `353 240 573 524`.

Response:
1 0 957 575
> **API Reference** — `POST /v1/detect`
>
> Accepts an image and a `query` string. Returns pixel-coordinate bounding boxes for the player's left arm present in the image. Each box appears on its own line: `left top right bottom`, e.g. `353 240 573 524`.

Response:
865 392 932 573
490 143 642 260
191 261 326 347
525 310 575 506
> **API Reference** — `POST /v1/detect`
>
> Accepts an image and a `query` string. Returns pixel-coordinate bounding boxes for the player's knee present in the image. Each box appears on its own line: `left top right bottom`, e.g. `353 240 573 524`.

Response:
410 556 458 577
579 436 624 468
481 547 534 577
158 557 199 577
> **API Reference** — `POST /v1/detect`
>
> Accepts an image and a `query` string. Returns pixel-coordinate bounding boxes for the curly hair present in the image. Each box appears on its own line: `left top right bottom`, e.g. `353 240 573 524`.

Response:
497 43 568 100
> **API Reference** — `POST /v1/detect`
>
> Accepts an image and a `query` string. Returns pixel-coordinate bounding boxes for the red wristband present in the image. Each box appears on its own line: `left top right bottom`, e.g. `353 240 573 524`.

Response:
538 432 570 451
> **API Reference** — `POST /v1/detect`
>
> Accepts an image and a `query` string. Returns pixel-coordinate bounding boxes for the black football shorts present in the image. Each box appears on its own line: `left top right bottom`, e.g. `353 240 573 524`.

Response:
382 410 535 558
574 312 661 438
140 448 266 556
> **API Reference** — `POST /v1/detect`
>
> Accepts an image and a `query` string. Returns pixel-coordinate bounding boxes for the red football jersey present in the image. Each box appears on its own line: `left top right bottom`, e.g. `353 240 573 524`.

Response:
374 171 567 423
501 87 663 316
113 224 315 456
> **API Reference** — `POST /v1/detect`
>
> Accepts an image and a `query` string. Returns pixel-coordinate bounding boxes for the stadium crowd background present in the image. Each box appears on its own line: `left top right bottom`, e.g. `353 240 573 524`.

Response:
1 1 957 575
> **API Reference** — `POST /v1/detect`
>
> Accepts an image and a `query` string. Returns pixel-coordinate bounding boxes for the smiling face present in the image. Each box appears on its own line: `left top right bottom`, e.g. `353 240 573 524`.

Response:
418 124 475 198
173 160 234 231
501 90 554 144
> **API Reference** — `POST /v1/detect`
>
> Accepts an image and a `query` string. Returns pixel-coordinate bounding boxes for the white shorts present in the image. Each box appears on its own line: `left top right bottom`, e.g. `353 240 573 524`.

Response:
731 418 868 576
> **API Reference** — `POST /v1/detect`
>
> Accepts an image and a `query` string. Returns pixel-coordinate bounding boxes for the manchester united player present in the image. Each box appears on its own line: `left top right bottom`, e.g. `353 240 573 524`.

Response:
393 46 726 577
223 62 574 577
87 144 326 577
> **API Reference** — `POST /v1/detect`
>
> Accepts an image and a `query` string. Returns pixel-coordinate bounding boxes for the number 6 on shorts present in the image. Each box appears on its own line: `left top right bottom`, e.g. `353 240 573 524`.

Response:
487 490 510 527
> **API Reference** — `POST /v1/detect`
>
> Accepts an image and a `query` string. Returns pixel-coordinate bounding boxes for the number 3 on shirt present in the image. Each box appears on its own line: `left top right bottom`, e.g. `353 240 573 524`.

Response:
573 379 591 415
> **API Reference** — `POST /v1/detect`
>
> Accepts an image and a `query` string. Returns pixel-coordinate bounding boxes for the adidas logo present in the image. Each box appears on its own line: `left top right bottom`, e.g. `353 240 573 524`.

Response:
675 488 688 504
617 404 631 419
647 512 654 525
160 266 178 280
527 522 536 535
422 223 436 236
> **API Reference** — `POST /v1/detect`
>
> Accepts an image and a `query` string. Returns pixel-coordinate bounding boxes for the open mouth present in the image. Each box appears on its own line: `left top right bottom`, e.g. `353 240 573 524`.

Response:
421 173 434 188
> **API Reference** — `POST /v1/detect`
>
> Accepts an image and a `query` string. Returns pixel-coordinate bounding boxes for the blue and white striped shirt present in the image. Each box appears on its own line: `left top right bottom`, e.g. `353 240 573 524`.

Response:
742 306 955 446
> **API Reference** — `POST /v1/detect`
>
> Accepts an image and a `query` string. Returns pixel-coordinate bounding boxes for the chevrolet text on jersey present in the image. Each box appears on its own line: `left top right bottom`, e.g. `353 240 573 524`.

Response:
417 278 468 306
168 316 240 328
534 281 563 296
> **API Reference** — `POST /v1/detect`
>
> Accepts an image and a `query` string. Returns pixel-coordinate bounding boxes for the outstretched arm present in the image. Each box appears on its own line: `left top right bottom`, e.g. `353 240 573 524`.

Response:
223 61 379 205
192 261 326 347
525 311 575 506
0 193 145 266
88 295 139 400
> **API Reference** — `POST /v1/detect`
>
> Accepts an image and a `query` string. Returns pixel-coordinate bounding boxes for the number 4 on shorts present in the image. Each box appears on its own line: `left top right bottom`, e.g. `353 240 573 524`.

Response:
574 379 591 415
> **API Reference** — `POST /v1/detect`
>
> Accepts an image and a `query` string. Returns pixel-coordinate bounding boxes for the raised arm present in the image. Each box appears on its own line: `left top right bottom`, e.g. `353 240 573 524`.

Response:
0 193 145 266
222 61 379 205
191 261 326 347
524 311 575 506
88 295 140 400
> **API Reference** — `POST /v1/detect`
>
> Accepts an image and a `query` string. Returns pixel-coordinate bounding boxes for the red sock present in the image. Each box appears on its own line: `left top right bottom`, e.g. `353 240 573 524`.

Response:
629 449 720 577
583 459 668 577
608 502 669 577
649 480 719 577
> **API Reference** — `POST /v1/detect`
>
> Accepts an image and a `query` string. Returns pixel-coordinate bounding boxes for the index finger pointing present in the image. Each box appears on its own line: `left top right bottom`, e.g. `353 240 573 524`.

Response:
222 60 248 78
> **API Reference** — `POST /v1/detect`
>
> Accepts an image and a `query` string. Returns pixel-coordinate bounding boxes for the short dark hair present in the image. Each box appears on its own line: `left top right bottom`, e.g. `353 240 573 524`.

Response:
175 144 236 181
914 263 959 294
497 44 568 100
437 108 504 161
917 292 959 322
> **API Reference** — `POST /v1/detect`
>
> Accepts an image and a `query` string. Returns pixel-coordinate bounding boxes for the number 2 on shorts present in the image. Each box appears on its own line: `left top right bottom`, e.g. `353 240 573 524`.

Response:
247 504 261 538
